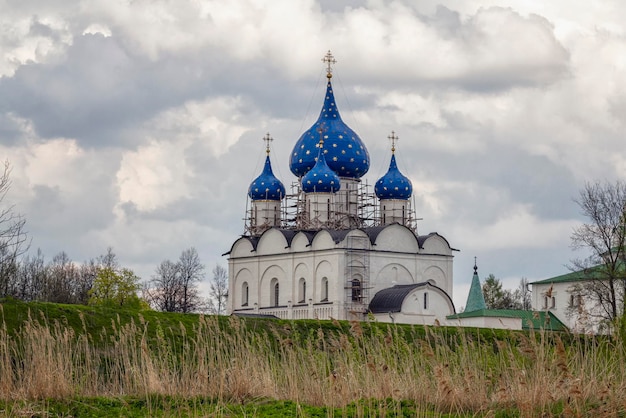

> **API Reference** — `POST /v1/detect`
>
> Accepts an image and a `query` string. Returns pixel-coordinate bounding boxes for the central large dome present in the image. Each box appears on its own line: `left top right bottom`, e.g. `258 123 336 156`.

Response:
289 79 370 179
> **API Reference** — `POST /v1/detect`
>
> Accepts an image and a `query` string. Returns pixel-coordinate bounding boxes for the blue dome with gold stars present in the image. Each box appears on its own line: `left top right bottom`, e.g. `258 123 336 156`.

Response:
290 79 370 179
375 154 412 200
248 155 285 201
301 146 341 193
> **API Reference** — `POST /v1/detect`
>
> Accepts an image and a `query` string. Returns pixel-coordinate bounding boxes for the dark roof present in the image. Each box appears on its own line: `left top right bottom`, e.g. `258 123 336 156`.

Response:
360 225 388 245
417 232 459 252
222 235 260 256
447 309 568 331
368 282 455 314
227 224 453 255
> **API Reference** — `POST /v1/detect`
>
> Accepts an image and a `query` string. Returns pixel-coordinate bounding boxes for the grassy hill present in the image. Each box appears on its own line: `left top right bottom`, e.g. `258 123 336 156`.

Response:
0 298 624 416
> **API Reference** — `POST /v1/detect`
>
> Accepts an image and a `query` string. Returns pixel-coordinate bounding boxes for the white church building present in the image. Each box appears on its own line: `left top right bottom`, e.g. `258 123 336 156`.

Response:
226 52 458 325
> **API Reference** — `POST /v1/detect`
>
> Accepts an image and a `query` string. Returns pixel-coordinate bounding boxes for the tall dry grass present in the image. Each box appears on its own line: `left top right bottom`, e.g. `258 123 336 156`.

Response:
1 310 626 415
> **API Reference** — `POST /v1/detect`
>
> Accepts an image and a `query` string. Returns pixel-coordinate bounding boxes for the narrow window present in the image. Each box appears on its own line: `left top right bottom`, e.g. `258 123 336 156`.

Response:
242 282 249 307
423 292 429 310
322 277 329 302
551 296 556 309
298 278 306 303
351 279 361 302
274 282 280 307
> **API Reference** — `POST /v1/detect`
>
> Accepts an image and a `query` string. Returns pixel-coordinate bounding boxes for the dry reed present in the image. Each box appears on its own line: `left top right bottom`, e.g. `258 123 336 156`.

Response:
1 311 626 415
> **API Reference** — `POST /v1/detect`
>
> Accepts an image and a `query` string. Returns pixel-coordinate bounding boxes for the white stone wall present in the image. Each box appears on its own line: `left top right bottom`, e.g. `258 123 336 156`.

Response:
228 224 455 322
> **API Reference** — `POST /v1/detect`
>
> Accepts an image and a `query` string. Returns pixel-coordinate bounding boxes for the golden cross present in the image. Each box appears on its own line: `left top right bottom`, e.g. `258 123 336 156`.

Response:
322 50 336 79
317 126 325 147
263 132 273 155
388 131 398 154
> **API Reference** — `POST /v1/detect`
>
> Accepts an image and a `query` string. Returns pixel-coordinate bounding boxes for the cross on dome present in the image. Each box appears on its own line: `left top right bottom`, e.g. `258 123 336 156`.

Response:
388 131 398 154
322 50 336 79
263 132 273 155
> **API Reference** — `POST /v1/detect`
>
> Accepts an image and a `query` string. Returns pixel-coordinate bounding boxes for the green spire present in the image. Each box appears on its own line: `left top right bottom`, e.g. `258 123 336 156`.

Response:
465 259 487 312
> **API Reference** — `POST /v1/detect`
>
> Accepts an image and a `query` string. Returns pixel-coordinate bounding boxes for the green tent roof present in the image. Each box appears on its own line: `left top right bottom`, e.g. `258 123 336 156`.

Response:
465 268 486 312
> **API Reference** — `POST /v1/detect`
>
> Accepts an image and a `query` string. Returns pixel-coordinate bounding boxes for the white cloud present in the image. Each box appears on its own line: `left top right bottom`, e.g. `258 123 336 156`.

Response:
1 0 625 304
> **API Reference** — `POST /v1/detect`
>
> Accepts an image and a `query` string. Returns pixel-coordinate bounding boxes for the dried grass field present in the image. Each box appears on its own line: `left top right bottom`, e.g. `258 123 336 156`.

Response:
0 299 625 416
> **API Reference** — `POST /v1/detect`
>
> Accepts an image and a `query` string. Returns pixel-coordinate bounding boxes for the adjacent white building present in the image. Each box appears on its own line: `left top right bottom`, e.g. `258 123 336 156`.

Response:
226 52 458 324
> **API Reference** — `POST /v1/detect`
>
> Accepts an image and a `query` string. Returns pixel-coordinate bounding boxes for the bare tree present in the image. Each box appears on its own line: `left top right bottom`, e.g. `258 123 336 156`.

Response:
15 249 46 301
146 259 181 312
570 180 626 325
513 277 532 310
45 251 80 303
145 248 205 313
177 247 204 313
209 264 228 315
0 161 29 297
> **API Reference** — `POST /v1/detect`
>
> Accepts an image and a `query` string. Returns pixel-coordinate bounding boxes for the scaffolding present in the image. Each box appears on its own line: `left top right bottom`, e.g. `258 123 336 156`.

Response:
344 235 370 318
243 178 419 235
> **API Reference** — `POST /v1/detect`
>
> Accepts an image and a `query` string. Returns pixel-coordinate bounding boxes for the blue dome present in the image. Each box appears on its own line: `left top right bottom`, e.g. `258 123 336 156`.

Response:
290 80 370 178
375 154 412 200
301 147 341 193
248 156 285 201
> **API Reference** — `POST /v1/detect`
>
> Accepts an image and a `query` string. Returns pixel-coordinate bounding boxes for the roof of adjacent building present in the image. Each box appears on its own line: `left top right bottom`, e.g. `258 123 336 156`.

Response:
447 309 568 331
368 282 455 314
530 263 622 285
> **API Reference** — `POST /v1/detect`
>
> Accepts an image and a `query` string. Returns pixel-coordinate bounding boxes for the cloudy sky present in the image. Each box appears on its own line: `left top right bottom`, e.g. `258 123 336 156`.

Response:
1 0 625 309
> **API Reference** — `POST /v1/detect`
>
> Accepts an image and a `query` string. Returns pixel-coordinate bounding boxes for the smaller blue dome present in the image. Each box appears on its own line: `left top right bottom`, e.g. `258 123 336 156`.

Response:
248 156 285 201
301 147 341 193
375 154 412 200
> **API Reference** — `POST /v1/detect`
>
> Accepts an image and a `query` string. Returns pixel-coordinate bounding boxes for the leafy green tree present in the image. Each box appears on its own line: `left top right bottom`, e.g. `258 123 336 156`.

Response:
482 274 520 310
89 267 142 308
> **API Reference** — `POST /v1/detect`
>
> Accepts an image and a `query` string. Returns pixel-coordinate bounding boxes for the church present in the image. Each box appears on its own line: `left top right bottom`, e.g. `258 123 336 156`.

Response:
226 51 457 325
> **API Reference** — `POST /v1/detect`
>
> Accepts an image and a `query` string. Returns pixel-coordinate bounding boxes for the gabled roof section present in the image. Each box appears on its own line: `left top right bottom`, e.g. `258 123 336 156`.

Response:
417 232 458 251
228 225 455 255
223 235 260 256
447 309 568 332
360 225 389 245
530 263 625 285
369 282 455 314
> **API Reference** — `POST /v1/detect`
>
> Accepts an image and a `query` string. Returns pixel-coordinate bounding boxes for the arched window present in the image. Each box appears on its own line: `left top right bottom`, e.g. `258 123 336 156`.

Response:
270 278 279 307
351 278 361 302
298 278 306 303
242 282 249 307
321 277 329 302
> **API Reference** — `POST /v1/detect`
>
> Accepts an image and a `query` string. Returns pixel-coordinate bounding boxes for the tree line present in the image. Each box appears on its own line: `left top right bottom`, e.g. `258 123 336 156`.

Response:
0 161 228 314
